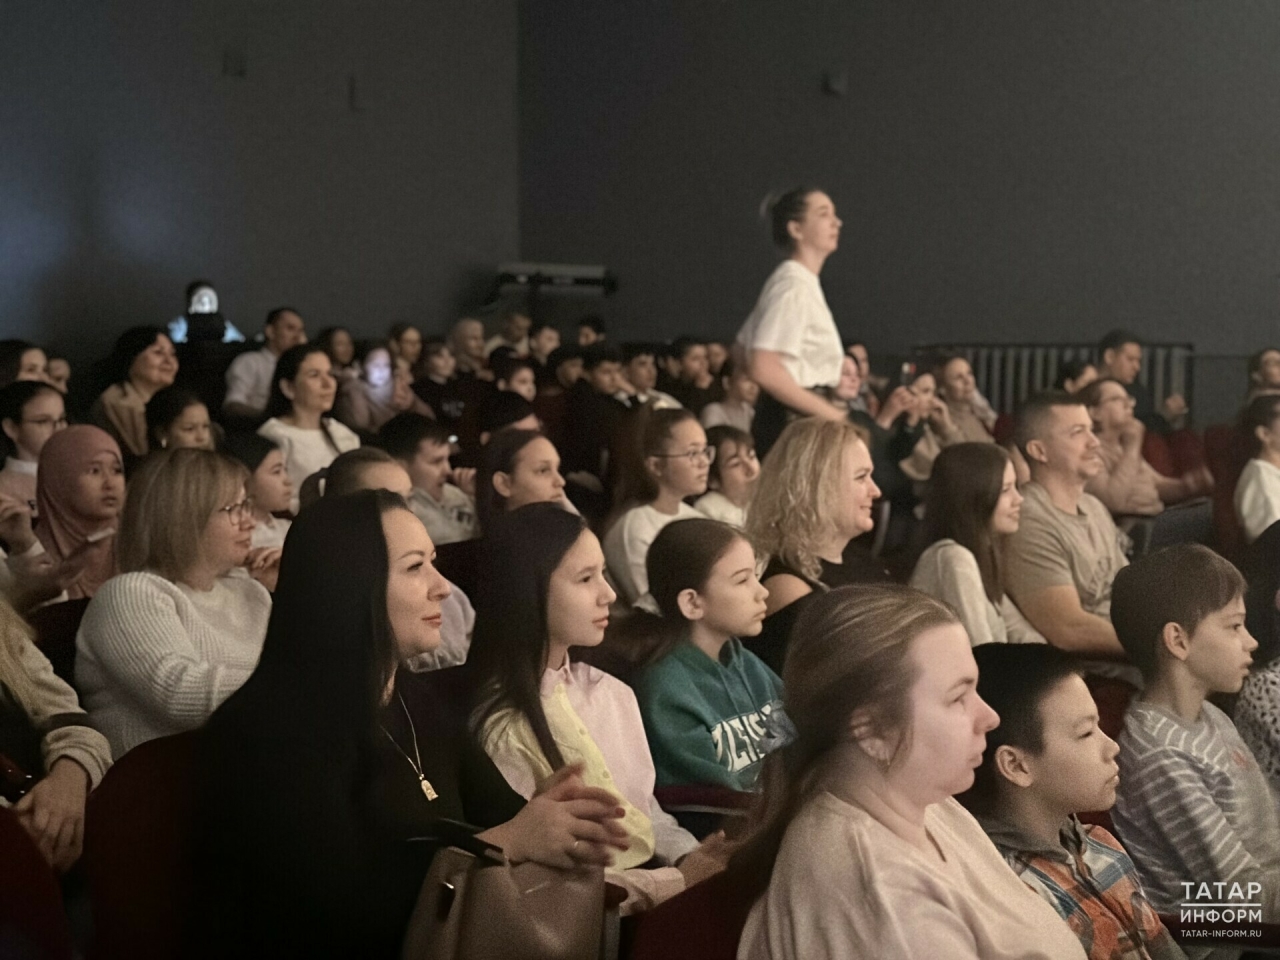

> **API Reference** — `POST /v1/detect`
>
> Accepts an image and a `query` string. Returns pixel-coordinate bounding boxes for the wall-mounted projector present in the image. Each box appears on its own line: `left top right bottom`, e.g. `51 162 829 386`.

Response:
495 262 617 299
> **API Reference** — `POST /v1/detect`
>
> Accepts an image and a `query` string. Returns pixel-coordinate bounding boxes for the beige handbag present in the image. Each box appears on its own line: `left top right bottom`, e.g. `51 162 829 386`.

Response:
401 827 610 960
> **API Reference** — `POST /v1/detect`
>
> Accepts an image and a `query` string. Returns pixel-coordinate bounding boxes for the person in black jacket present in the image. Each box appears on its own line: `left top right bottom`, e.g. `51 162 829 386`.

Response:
189 490 627 958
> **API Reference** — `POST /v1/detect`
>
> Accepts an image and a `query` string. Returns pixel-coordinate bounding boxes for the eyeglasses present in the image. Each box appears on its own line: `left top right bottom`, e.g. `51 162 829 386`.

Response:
22 416 68 429
218 498 255 525
652 446 716 465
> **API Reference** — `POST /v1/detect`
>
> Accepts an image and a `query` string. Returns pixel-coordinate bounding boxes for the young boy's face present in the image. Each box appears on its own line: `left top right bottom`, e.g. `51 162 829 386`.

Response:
407 439 452 501
586 361 622 395
1182 595 1257 694
1019 675 1120 815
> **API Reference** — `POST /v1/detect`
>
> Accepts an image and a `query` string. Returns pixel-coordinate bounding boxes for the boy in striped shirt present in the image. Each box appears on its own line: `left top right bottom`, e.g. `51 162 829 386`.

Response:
1109 545 1280 922
960 644 1182 960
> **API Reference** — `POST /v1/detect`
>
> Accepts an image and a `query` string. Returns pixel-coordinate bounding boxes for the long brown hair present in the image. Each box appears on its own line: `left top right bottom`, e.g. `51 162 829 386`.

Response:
924 443 1010 603
730 584 957 900
609 406 698 514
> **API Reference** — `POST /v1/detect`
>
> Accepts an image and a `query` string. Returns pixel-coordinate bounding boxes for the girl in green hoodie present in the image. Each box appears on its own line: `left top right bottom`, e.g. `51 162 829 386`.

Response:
632 518 784 792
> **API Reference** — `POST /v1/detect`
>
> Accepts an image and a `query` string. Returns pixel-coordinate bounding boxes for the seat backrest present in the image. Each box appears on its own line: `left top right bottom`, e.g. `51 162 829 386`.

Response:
1204 423 1249 561
627 870 755 960
26 597 91 693
83 731 200 960
0 807 73 960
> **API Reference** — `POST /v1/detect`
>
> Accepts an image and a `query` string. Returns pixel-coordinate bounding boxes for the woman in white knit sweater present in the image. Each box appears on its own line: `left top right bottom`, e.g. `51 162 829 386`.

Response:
910 443 1045 646
76 448 271 758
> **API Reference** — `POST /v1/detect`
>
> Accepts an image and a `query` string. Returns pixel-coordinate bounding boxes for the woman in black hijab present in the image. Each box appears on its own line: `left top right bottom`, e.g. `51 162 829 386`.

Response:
190 490 627 958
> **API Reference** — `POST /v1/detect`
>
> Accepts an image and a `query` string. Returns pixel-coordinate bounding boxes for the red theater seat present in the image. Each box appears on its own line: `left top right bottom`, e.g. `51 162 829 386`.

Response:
0 807 73 960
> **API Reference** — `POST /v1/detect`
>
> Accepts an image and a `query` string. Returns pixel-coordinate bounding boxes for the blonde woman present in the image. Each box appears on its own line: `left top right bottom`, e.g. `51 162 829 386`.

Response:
0 596 110 871
743 417 888 673
76 448 272 758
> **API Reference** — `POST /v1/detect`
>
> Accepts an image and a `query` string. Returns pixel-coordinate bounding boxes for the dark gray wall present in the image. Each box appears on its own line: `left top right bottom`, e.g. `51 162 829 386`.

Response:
519 1 1280 369
1 0 518 361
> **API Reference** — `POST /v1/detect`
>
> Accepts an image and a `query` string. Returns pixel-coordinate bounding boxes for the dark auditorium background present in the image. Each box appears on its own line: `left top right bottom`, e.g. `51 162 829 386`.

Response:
4 1 1279 422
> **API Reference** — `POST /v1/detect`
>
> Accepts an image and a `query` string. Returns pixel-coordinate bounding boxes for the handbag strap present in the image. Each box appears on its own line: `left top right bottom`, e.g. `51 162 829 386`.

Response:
407 818 506 865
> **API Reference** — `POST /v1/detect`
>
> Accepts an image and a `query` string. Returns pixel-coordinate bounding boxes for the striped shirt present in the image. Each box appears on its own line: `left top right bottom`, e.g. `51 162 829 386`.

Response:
1111 701 1280 921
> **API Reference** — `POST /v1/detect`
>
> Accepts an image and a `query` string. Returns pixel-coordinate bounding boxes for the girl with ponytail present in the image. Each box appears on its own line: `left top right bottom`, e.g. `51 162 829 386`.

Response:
732 584 1086 960
629 518 782 792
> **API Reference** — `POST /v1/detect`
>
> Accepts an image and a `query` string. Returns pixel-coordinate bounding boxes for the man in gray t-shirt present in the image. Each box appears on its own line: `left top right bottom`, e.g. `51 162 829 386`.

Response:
1005 392 1130 658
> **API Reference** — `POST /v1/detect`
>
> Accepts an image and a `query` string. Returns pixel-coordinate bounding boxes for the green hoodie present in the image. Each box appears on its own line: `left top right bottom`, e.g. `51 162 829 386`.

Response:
633 638 783 791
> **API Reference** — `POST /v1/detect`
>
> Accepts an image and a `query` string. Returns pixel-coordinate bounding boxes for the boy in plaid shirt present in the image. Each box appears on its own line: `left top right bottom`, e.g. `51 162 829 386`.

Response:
959 645 1183 960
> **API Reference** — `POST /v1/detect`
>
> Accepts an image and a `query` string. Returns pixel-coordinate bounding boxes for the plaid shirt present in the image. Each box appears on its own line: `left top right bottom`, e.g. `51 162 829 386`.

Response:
978 814 1185 960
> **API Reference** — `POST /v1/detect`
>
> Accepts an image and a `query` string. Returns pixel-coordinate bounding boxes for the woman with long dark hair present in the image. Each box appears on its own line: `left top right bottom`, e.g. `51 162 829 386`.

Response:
910 443 1045 646
191 492 627 957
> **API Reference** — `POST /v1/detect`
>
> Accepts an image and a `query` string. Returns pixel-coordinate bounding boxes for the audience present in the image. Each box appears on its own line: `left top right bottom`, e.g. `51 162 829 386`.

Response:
222 307 307 421
470 503 728 913
257 343 360 512
618 342 681 410
736 187 848 457
603 408 709 606
692 424 758 529
561 343 629 510
36 425 124 601
959 644 1181 960
449 317 490 379
314 326 357 383
1096 330 1186 434
666 337 723 414
836 354 924 514
387 322 424 376
0 340 50 390
491 354 537 403
527 320 560 379
484 307 532 358
936 355 997 443
378 412 478 546
744 417 889 674
700 357 759 434
90 326 179 459
145 386 215 452
474 428 576 534
577 315 606 347
1234 393 1280 544
0 380 66 509
1246 346 1280 402
1080 377 1210 518
898 369 969 485
1004 392 1129 659
733 584 1084 959
631 518 782 791
1054 358 1099 395
334 341 429 435
911 443 1046 646
0 595 112 871
45 354 71 395
1110 545 1280 921
190 490 627 956
75 448 271 758
845 340 886 415
222 433 293 551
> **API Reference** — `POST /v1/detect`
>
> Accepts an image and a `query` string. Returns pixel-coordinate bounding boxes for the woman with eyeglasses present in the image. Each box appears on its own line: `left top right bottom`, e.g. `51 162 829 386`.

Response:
0 381 67 511
603 408 712 607
76 448 271 758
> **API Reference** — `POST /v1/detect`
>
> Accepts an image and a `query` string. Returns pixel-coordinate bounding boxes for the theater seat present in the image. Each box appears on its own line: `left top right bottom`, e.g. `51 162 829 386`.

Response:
83 731 199 960
627 870 755 960
0 807 74 960
26 597 91 693
1142 432 1176 479
1204 423 1249 563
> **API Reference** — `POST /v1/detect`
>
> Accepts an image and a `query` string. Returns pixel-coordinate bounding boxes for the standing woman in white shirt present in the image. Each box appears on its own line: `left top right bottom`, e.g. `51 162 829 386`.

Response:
257 344 360 513
736 187 850 457
1235 394 1280 543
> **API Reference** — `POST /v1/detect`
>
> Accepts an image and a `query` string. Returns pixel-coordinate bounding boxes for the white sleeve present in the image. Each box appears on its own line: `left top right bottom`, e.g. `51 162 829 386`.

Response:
747 284 819 360
910 543 998 647
223 354 256 408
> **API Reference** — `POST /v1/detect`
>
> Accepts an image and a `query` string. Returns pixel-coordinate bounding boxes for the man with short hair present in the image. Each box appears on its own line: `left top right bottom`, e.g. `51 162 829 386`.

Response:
223 308 307 420
1096 329 1187 434
561 344 628 519
484 307 532 358
617 343 681 410
1005 391 1130 658
577 315 606 347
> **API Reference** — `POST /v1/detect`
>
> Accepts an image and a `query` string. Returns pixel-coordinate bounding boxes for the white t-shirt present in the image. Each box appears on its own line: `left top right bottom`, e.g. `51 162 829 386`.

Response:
1235 457 1280 543
735 259 843 388
910 540 1046 647
739 793 1086 960
694 490 746 529
603 502 703 604
223 347 278 414
250 515 292 550
257 418 361 514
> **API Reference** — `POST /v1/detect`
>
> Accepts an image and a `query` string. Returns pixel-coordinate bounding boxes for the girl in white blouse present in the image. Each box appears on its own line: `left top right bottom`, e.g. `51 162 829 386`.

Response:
911 444 1045 647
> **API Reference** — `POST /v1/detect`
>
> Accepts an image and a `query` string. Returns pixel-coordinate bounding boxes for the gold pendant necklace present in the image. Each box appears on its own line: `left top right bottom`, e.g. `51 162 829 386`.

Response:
380 692 438 802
